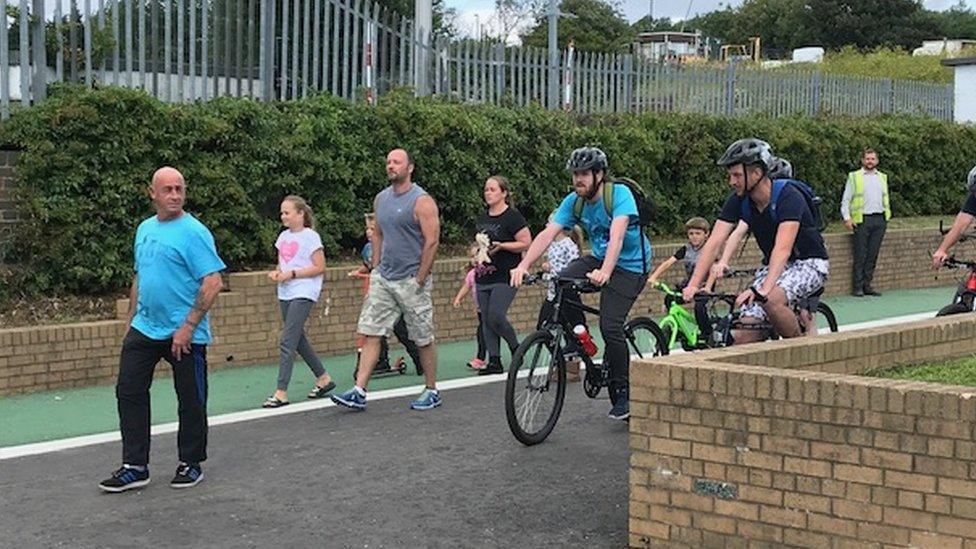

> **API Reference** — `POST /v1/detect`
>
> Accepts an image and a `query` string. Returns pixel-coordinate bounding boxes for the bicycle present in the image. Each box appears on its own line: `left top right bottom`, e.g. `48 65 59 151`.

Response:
692 284 838 345
934 221 976 317
651 268 757 351
504 273 668 446
935 256 976 316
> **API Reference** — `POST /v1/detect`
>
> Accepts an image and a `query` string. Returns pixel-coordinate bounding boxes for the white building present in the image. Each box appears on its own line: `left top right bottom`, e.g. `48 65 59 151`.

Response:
914 39 976 57
942 56 976 124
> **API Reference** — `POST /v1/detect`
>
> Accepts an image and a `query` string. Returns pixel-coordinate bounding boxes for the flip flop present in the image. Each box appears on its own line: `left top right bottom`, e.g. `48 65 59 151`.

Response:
307 381 336 399
262 396 290 408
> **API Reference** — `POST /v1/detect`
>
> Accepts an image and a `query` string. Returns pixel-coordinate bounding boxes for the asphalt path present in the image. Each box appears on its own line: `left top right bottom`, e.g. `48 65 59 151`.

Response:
0 380 629 548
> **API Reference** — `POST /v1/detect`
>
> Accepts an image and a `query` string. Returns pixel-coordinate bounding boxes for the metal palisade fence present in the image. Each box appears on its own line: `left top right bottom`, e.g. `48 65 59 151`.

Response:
0 0 955 121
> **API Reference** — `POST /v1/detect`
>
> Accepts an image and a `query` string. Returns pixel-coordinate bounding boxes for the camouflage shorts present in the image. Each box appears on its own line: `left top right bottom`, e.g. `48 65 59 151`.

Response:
740 258 829 321
357 272 435 346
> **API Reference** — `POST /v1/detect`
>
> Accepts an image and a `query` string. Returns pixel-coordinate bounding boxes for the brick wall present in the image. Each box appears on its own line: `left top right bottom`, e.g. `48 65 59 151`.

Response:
630 315 976 548
0 224 965 396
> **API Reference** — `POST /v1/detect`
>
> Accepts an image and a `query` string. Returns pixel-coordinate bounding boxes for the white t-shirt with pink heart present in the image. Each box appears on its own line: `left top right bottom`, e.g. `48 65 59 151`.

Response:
275 228 324 302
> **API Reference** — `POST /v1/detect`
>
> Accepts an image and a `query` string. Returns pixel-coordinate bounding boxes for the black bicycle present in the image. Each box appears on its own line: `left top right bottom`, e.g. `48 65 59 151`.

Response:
936 256 976 316
504 273 668 446
934 221 976 317
692 282 838 346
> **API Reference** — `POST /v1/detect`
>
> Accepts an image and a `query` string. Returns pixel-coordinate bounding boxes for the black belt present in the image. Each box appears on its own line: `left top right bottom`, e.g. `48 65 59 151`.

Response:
863 213 885 217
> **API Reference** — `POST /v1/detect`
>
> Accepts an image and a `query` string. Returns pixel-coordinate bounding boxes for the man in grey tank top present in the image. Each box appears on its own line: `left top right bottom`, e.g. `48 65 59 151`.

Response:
332 149 443 411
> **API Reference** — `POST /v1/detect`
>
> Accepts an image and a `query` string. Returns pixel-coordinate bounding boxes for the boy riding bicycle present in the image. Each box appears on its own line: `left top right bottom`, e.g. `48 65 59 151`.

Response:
511 147 652 421
682 138 829 344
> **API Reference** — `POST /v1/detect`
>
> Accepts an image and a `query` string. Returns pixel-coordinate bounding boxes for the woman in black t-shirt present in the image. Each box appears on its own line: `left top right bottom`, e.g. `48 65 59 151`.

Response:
473 175 532 375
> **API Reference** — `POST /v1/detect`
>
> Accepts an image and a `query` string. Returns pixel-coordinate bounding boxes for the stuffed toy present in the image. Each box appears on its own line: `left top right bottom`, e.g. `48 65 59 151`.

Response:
475 232 492 264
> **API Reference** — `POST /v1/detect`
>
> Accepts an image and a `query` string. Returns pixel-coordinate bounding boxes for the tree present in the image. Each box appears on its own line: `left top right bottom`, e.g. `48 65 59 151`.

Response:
629 16 679 34
519 0 635 53
799 0 941 50
930 1 976 40
683 0 807 54
493 0 544 44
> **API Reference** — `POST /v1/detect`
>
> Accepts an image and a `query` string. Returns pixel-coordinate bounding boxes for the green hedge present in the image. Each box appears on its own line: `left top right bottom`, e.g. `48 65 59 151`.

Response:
3 85 976 295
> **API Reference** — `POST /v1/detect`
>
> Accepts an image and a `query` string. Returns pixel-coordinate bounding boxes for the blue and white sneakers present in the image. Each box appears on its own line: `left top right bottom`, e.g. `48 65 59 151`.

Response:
170 462 204 489
98 465 150 493
331 387 367 410
410 388 442 410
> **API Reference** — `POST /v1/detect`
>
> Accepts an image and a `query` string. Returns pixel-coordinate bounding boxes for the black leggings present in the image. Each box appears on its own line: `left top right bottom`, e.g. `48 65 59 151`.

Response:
379 315 421 370
476 282 520 359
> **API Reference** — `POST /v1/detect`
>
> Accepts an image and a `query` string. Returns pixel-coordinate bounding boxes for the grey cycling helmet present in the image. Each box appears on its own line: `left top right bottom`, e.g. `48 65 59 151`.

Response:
767 157 793 180
968 164 976 194
716 138 774 170
566 147 608 173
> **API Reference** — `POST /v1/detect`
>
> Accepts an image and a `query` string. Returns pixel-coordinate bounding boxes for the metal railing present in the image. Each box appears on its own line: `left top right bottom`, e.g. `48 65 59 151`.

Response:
0 0 955 122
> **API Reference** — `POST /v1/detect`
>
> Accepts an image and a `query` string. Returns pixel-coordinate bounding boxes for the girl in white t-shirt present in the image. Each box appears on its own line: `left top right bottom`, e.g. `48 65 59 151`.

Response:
262 195 334 408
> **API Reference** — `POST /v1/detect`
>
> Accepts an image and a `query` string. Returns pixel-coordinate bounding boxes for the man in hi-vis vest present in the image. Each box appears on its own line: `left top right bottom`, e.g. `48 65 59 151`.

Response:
840 148 890 297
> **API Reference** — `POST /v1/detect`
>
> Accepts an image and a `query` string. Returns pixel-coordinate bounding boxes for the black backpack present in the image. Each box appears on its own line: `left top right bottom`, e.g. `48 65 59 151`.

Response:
572 177 655 272
740 178 824 231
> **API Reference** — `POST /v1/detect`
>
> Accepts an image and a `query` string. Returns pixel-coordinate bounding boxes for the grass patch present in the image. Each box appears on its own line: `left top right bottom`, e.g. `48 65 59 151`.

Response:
866 354 976 387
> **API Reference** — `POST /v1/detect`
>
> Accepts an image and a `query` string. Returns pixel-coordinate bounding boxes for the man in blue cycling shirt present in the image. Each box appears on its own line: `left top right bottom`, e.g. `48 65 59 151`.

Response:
682 138 829 344
511 147 651 421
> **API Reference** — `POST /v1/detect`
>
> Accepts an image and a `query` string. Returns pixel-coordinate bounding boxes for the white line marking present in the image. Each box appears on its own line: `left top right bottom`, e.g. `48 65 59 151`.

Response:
0 308 941 460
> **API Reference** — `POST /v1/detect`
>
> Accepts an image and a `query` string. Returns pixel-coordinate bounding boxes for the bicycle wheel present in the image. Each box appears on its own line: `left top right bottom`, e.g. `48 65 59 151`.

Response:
937 302 971 317
505 330 567 446
624 317 669 359
659 322 674 352
814 303 838 332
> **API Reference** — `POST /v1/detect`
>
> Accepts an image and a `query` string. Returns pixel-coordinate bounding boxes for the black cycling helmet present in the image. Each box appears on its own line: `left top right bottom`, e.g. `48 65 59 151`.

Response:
566 147 608 173
716 138 774 171
968 164 976 194
767 157 793 180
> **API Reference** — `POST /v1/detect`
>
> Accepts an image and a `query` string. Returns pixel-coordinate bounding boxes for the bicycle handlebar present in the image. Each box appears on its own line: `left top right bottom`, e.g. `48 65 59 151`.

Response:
723 268 758 279
520 272 600 292
944 256 976 270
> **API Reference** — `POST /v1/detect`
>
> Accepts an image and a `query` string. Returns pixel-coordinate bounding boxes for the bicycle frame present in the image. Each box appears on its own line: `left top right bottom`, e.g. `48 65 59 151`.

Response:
652 281 700 349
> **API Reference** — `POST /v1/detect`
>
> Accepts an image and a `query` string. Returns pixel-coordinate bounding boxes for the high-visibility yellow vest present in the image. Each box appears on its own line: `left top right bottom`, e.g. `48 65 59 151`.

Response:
848 170 891 223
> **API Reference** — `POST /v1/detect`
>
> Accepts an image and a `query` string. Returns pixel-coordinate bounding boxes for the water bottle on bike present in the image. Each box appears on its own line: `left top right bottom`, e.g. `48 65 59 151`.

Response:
573 325 598 357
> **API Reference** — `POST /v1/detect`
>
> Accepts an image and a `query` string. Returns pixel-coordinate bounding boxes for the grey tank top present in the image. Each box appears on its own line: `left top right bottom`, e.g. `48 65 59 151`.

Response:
376 183 427 281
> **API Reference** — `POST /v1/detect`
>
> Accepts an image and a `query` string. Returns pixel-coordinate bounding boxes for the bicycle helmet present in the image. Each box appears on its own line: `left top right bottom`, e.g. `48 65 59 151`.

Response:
716 138 773 170
566 147 608 173
968 164 976 194
767 157 793 180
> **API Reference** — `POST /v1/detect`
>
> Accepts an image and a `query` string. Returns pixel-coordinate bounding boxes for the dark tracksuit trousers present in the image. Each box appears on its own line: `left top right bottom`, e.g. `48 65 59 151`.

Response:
116 328 208 466
558 256 647 395
378 315 422 371
852 213 887 292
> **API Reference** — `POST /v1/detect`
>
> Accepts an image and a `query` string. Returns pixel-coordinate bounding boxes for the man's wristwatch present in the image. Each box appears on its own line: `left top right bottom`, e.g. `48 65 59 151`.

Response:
749 286 767 303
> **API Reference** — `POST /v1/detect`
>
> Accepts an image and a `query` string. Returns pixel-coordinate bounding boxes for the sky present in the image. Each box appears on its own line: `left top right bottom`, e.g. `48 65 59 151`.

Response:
444 0 975 40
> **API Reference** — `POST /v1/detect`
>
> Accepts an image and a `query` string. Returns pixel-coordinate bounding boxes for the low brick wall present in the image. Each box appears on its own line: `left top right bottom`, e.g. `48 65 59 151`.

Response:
630 315 976 548
0 225 965 396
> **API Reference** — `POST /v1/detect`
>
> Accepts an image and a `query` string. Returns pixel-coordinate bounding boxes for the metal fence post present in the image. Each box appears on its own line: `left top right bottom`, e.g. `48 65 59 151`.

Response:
622 54 633 113
811 70 821 116
724 61 735 117
29 0 45 101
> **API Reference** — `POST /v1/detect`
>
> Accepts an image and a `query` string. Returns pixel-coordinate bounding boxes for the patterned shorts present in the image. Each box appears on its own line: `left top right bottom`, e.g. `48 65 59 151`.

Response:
740 259 830 321
357 272 435 346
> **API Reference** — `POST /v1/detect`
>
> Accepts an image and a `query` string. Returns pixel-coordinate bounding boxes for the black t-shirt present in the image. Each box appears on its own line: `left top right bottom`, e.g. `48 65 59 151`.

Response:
718 186 828 265
474 206 528 285
962 193 976 217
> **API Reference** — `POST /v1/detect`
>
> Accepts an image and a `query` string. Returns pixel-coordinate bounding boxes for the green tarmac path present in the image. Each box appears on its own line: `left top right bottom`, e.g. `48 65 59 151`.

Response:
0 284 959 448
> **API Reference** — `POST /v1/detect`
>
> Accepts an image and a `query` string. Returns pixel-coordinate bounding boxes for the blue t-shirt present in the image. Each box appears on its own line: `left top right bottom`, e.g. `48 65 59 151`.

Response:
131 213 227 344
361 241 373 268
553 184 652 274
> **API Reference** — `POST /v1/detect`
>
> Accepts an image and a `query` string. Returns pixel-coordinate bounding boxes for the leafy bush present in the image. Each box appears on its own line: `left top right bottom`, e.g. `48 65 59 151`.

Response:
782 46 960 84
3 85 975 294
